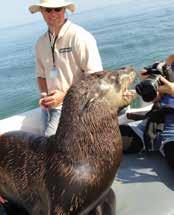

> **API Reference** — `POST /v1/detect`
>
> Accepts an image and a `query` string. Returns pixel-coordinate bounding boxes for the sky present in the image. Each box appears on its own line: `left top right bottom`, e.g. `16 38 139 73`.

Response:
0 0 168 29
0 0 119 28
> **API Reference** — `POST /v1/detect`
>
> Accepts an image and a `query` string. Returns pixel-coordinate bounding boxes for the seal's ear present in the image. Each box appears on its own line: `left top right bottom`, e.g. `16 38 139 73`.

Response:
80 92 100 112
80 98 95 112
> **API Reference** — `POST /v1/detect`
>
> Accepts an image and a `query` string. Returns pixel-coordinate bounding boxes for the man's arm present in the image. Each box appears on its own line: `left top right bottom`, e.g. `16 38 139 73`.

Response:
37 77 48 94
36 59 65 108
75 31 103 74
37 77 65 108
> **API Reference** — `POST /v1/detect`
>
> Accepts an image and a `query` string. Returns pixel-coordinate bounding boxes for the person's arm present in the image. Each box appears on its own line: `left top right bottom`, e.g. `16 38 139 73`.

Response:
75 30 103 74
37 77 48 109
126 112 147 121
158 76 174 96
37 77 48 94
37 77 65 108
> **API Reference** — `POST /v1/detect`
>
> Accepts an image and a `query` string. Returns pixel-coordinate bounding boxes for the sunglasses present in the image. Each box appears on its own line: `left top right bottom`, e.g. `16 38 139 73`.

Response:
42 7 64 13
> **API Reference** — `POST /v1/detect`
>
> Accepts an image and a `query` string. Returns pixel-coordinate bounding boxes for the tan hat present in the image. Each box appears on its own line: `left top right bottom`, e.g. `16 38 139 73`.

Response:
29 0 76 14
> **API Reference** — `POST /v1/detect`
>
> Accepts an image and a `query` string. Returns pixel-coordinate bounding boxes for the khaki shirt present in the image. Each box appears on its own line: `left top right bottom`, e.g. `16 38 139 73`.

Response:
35 20 103 94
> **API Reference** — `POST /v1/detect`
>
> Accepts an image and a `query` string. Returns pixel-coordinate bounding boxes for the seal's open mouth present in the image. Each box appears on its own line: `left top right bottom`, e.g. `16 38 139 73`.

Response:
118 67 137 105
96 67 137 110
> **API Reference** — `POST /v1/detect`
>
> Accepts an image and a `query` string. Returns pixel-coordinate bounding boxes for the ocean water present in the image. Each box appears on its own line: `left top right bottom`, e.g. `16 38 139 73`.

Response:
1 0 174 119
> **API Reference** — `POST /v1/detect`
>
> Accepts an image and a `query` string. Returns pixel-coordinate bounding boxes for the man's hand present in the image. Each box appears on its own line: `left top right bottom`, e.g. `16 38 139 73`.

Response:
39 90 65 109
0 196 7 204
158 76 174 96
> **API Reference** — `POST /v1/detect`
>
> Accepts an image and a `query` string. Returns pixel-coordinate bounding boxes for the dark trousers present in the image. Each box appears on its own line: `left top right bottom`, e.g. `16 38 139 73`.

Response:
120 124 174 170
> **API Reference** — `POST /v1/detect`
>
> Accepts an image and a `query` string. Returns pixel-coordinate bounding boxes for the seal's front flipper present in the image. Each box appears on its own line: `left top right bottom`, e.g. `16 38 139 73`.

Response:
88 189 116 215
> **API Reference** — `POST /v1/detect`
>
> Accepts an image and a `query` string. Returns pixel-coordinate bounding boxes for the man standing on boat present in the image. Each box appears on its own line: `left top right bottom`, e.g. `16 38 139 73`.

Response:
28 0 103 136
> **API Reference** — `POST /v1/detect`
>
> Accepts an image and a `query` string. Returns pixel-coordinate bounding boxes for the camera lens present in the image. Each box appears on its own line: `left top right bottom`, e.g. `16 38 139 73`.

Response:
135 77 159 102
136 84 157 102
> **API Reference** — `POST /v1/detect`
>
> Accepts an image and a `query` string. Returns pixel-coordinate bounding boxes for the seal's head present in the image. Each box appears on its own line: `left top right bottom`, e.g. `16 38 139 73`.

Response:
97 67 136 110
68 67 136 114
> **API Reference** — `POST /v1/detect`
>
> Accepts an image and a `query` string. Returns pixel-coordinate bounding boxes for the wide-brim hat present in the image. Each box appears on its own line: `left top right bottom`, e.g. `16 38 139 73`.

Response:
29 0 76 14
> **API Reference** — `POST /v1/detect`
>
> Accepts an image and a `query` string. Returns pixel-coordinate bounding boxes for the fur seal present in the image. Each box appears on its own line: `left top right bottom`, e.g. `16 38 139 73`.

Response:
0 68 136 215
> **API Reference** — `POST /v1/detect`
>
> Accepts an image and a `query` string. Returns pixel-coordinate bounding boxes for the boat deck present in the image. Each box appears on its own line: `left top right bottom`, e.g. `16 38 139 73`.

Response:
113 153 174 215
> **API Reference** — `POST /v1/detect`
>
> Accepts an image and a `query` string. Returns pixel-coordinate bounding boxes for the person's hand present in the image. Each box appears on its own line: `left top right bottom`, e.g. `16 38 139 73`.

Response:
139 69 149 80
0 196 7 204
39 90 65 109
39 92 48 110
158 76 174 96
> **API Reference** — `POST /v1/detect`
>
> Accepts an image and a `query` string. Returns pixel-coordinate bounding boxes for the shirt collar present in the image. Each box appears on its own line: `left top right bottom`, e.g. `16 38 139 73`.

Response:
58 19 71 39
48 19 71 40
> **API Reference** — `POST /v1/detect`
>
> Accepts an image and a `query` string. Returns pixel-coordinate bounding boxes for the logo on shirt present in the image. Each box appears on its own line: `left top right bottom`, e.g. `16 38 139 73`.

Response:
59 47 72 53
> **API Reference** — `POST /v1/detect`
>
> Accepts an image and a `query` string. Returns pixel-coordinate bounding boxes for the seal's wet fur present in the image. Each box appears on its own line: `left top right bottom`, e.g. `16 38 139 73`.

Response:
0 68 135 215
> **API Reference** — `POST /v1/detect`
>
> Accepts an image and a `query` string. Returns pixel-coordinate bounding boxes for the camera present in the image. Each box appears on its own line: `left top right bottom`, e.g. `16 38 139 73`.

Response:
135 61 174 102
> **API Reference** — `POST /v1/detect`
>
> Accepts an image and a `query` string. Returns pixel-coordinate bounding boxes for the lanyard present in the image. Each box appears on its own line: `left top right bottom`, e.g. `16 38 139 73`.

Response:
48 31 58 67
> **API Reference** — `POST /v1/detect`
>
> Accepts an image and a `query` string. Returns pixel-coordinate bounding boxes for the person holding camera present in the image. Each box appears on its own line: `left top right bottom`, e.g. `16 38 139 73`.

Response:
159 76 174 96
120 55 174 169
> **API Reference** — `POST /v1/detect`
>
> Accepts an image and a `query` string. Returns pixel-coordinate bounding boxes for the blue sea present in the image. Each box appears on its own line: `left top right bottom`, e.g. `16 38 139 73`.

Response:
1 0 174 119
